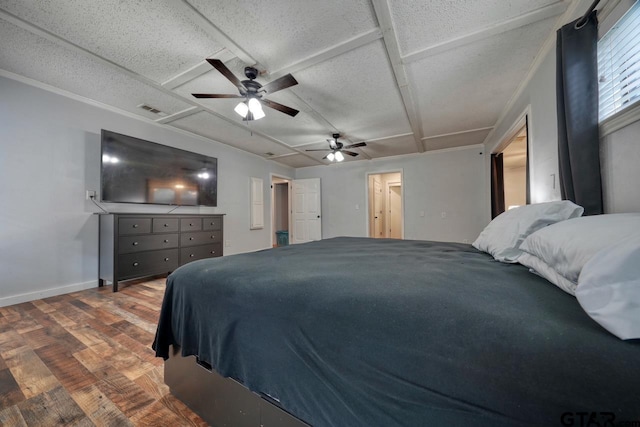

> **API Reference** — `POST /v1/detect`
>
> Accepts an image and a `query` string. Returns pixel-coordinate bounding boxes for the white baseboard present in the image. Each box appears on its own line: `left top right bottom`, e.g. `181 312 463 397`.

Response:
0 280 97 308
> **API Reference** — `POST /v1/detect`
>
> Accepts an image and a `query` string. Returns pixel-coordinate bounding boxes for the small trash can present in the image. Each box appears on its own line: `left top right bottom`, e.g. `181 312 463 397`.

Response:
276 230 289 246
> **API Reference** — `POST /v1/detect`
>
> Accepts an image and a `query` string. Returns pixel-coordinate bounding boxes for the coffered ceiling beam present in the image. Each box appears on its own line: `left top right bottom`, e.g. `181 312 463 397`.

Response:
370 0 425 153
268 28 383 79
421 126 494 140
155 106 201 124
161 49 236 90
402 1 567 64
174 0 258 66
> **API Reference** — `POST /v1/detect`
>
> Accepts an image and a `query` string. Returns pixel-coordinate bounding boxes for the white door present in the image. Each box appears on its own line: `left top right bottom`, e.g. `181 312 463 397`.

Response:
373 179 384 238
389 185 402 239
291 178 321 244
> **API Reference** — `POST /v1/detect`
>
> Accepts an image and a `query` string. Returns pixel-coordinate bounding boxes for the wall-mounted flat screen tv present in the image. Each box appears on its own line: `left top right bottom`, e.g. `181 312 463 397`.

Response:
101 130 217 206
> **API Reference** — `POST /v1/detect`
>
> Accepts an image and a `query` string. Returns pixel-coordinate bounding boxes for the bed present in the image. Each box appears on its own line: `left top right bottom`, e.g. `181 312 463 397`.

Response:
153 236 640 426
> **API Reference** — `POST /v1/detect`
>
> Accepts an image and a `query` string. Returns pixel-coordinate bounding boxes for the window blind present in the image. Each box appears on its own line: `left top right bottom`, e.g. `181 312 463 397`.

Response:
598 1 640 121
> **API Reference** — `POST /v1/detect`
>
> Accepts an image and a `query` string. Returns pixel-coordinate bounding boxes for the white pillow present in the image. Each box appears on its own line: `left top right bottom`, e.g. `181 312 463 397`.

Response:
472 201 583 263
517 253 577 295
519 213 640 295
576 234 640 340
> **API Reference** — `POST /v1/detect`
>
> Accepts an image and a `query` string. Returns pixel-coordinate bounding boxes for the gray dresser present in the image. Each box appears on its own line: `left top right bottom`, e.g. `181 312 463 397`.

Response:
99 213 224 291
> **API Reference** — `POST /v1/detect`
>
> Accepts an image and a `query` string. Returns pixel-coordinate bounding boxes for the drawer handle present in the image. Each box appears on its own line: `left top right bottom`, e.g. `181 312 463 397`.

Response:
164 223 169 227
189 237 194 240
210 235 215 239
164 257 170 261
164 239 169 243
133 224 139 228
132 242 139 246
133 262 139 267
190 254 195 258
210 251 215 254
189 223 194 226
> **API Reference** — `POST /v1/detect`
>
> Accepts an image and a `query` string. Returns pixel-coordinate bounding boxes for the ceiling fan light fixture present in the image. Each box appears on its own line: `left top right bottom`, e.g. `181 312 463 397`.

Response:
234 101 249 118
335 151 344 162
327 152 335 162
248 97 265 120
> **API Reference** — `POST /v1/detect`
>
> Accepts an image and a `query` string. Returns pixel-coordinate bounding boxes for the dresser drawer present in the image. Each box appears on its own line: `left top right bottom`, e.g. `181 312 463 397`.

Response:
118 249 179 279
202 217 222 231
180 244 222 265
153 218 179 233
119 218 151 235
180 218 202 232
118 234 179 254
181 231 222 247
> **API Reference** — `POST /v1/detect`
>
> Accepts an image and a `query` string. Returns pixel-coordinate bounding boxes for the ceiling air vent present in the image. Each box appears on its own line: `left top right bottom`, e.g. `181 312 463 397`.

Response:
138 104 167 116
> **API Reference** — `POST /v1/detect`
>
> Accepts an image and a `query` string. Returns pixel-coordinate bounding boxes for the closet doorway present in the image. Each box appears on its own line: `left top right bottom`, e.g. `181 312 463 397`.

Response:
271 175 291 247
367 172 403 239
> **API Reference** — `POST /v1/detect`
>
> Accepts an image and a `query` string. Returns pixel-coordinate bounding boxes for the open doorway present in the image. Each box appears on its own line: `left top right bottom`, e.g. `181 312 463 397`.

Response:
271 175 291 247
491 121 529 218
503 128 528 210
368 172 403 239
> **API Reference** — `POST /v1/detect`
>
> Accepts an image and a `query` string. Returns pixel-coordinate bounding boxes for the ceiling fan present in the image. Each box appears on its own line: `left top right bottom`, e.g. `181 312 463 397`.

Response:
306 134 367 162
192 59 300 121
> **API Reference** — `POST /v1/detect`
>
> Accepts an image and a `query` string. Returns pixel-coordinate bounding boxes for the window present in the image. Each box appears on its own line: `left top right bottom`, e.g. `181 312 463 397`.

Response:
598 1 640 121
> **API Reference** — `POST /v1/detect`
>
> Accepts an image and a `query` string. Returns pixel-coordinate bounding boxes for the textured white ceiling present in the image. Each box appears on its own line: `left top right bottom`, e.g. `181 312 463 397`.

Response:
0 0 224 83
0 0 567 168
0 19 192 118
408 17 557 138
389 0 561 55
186 0 378 71
289 40 412 141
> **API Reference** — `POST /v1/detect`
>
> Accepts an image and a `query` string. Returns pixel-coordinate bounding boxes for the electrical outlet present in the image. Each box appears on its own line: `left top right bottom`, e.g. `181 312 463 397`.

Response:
355 204 359 210
441 211 447 218
225 240 231 247
85 190 96 200
419 211 425 217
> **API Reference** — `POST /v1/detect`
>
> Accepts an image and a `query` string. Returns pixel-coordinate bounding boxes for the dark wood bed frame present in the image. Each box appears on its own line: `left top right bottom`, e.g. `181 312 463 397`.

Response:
165 345 310 427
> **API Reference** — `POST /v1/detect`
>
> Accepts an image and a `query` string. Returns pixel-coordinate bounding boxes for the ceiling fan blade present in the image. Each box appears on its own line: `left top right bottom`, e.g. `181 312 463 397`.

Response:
206 58 244 89
261 99 299 117
343 142 367 149
305 149 331 152
342 150 359 157
261 74 298 94
192 93 244 99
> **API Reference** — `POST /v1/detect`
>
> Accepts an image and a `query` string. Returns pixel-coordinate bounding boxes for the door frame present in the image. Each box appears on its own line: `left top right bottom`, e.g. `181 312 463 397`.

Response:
490 105 534 204
365 169 404 239
269 173 293 248
385 181 403 238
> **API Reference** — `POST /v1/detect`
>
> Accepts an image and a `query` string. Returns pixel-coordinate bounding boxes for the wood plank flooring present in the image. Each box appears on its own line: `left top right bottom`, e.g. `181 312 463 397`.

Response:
0 277 206 426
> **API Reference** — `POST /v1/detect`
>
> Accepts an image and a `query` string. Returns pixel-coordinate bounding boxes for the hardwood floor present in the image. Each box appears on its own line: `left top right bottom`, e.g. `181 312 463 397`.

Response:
0 277 206 426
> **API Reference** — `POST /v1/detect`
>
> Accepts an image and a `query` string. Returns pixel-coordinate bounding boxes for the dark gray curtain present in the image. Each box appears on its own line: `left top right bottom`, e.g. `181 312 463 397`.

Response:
556 11 603 215
491 153 505 219
525 117 531 205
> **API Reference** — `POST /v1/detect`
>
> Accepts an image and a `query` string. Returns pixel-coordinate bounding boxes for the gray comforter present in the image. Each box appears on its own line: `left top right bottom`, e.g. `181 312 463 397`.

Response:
153 237 640 427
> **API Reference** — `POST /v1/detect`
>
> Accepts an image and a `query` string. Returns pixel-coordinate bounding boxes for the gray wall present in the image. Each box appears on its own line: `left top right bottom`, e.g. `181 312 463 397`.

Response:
295 146 488 243
0 76 294 305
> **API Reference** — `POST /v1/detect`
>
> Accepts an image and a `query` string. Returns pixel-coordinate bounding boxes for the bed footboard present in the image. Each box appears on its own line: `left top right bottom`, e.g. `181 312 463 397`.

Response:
164 345 309 427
